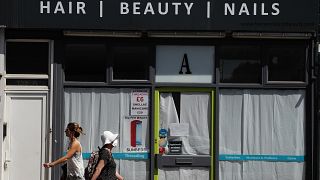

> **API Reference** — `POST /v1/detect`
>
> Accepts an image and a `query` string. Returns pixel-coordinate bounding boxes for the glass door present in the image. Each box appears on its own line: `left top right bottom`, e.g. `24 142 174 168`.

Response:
154 88 215 180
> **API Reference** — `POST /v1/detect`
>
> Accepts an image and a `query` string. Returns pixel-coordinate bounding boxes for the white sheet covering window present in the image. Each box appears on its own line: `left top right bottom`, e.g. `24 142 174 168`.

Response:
159 167 210 180
64 88 149 180
219 89 305 180
159 92 211 180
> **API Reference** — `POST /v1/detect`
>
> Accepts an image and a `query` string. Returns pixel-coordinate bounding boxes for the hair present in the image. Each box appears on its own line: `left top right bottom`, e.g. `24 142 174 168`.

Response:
102 143 113 149
102 144 108 149
67 122 84 138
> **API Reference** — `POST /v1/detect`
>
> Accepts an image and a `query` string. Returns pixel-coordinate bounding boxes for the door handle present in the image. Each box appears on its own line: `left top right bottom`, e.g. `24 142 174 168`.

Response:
175 158 193 164
4 159 11 170
4 152 11 170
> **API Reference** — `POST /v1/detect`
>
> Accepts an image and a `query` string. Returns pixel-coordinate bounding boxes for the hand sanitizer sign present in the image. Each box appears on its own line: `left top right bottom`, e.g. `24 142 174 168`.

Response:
131 120 142 147
124 116 149 152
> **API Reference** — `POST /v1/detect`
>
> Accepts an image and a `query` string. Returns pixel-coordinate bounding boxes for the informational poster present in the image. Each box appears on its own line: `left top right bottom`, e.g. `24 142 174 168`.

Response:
123 116 149 153
131 89 149 116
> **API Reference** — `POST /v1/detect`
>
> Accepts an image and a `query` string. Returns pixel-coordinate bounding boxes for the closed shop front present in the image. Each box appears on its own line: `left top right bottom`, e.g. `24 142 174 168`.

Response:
0 0 319 179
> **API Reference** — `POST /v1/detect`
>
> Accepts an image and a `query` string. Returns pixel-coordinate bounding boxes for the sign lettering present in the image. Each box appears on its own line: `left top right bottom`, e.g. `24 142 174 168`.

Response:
179 53 192 74
0 0 316 31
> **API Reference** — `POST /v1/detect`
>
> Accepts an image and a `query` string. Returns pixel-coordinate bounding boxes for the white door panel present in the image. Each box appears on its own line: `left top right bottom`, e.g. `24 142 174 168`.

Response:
4 92 48 180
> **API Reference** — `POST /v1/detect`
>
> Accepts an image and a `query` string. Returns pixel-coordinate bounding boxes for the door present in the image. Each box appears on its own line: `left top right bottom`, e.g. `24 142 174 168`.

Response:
154 88 215 180
3 92 48 180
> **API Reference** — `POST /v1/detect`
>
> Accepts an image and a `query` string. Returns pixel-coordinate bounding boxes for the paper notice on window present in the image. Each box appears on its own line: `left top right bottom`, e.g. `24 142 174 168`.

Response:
131 89 149 116
169 123 189 137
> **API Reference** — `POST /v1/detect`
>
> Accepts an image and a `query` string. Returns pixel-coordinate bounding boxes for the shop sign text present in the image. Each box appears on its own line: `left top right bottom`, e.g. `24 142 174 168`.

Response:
39 1 280 18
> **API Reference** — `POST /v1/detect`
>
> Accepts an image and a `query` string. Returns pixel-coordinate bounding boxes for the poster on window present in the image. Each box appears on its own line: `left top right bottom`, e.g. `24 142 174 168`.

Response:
123 116 149 153
131 89 149 116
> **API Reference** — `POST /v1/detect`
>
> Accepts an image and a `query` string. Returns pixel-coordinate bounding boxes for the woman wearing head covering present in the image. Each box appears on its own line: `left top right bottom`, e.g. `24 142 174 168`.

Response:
43 122 85 180
91 131 123 180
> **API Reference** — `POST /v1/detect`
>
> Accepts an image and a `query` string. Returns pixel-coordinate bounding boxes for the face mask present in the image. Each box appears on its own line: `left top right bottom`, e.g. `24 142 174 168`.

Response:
112 139 118 147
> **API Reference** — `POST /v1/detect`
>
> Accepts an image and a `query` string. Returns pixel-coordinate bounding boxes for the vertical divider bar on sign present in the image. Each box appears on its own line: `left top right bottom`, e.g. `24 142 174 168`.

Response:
154 90 160 180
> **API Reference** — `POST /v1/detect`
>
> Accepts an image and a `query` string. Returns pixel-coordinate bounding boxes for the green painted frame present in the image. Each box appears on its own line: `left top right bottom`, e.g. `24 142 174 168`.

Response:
154 87 215 180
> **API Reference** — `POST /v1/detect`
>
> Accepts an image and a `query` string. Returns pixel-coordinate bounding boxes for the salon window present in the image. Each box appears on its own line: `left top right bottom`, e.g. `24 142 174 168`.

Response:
266 45 307 82
64 43 108 82
219 45 261 83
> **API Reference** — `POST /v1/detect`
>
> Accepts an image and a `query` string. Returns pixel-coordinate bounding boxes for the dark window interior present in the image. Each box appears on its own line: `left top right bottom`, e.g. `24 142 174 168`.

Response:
61 41 307 84
219 45 261 83
6 79 48 86
64 43 107 82
172 92 181 121
267 46 306 82
6 42 49 74
112 46 150 81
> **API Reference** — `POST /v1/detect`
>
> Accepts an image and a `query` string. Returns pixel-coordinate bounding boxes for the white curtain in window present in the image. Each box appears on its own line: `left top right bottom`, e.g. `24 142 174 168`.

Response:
159 93 180 128
64 88 120 152
64 88 149 180
219 89 305 180
159 92 210 180
159 167 210 180
180 93 210 155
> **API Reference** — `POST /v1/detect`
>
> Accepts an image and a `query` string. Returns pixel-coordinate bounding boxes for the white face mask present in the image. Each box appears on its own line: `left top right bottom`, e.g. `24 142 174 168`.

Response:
112 139 118 147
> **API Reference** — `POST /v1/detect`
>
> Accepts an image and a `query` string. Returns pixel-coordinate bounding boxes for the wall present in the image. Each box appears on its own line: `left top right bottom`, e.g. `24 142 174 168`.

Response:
0 28 5 180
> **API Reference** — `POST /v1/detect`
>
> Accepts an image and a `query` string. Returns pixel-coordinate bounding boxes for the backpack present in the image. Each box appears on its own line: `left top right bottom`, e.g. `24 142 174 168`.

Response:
84 147 101 180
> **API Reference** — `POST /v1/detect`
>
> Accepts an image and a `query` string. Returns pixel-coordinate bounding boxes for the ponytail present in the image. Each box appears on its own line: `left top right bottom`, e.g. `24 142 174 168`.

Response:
67 122 85 138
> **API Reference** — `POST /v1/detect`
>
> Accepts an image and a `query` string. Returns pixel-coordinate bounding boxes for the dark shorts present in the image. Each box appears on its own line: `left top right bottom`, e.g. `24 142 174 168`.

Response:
67 175 85 180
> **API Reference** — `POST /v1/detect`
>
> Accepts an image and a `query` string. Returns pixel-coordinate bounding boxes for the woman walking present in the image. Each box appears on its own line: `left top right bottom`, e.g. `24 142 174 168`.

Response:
91 131 123 180
44 122 85 180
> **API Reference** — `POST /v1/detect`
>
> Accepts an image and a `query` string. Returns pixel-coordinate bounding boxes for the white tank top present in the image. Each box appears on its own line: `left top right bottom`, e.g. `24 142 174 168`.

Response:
67 146 85 179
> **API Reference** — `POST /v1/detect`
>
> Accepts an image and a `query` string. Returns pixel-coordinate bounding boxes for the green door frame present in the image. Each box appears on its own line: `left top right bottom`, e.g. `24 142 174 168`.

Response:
154 87 215 180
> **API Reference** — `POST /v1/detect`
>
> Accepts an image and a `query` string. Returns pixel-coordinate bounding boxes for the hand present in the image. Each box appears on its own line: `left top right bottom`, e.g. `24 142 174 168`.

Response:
43 163 52 168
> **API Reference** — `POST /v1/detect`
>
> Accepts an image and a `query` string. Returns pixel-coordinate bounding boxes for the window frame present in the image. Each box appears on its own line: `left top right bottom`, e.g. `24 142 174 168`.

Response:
5 39 52 88
109 44 154 84
154 88 215 174
264 44 309 85
217 44 262 84
63 40 109 83
216 40 309 86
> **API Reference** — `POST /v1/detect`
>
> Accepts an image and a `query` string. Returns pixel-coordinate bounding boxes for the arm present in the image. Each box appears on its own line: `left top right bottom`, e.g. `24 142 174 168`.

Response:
116 170 124 180
90 160 105 180
43 141 80 168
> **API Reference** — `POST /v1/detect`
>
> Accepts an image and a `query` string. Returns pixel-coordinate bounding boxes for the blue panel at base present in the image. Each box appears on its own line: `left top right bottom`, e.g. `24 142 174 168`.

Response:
219 154 304 162
81 152 149 160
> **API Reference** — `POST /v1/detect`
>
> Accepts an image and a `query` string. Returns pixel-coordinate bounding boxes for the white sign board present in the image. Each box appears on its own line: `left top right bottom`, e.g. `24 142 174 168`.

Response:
169 123 189 137
131 89 149 116
156 45 215 83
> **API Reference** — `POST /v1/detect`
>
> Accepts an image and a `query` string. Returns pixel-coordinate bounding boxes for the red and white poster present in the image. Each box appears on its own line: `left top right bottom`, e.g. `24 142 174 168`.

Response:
123 116 149 153
131 89 149 116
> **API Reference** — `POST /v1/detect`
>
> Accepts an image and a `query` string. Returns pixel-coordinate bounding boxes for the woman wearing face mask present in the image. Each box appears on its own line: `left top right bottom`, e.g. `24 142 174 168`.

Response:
43 122 85 180
91 131 123 180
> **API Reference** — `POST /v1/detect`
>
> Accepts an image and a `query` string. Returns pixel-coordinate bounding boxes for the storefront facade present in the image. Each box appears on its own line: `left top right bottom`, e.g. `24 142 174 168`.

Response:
0 0 319 180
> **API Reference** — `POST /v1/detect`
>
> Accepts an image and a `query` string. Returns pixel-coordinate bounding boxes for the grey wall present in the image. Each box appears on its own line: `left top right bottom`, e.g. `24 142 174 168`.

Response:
0 28 5 179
